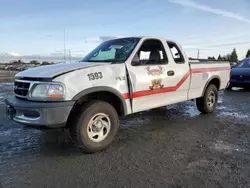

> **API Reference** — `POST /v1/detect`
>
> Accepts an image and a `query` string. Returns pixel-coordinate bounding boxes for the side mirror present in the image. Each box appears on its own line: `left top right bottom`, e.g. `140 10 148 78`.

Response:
131 61 141 66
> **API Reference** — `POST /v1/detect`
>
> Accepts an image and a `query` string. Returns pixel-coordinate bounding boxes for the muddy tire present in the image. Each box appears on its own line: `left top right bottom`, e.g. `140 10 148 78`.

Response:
70 101 119 153
196 84 218 114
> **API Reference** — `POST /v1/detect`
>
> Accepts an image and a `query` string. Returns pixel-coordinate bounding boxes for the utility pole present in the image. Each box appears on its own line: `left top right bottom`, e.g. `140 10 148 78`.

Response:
197 49 200 59
69 49 71 63
63 28 66 62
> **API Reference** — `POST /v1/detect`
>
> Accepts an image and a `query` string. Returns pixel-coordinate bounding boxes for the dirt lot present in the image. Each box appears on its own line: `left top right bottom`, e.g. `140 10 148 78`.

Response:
0 83 249 188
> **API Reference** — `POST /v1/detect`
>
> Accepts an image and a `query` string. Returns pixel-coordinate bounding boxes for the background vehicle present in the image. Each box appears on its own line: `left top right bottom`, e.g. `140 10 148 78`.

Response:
227 58 250 90
5 37 230 153
230 62 237 68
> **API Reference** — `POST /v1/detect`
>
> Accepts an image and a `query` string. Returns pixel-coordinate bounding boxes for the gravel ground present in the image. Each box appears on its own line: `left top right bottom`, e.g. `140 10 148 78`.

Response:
0 84 249 188
0 83 13 105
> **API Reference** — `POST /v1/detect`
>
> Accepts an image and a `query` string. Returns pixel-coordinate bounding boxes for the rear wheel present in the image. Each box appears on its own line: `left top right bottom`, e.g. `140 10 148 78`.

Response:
196 84 218 114
70 101 119 153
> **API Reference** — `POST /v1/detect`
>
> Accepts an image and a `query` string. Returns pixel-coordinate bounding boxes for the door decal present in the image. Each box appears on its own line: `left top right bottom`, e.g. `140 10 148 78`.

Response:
145 66 164 76
149 79 164 90
145 66 165 90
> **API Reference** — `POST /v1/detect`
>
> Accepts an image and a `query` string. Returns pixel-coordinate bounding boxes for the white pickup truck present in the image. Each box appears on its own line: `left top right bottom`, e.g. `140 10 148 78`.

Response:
5 37 230 153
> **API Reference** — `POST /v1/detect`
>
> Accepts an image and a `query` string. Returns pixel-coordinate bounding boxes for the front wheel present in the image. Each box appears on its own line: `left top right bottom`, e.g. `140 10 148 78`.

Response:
70 101 119 153
196 84 218 114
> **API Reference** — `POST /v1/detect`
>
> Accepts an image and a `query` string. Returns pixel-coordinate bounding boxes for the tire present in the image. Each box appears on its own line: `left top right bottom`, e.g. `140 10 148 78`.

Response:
196 84 218 114
70 100 119 153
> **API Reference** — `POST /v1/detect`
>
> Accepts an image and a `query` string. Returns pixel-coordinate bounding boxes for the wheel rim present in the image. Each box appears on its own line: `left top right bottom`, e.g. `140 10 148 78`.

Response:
87 113 111 142
207 91 216 107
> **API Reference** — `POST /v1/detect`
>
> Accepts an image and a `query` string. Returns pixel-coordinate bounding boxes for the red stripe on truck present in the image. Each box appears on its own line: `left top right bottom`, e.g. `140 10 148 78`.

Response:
132 71 190 98
123 93 130 99
191 67 230 73
123 66 230 99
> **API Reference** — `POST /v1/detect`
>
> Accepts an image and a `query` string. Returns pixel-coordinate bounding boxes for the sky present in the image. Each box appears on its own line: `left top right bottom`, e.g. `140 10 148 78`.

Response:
0 0 250 62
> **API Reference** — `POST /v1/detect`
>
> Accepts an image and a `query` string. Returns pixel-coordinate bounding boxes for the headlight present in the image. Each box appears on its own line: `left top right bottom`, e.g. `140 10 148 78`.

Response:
31 84 65 99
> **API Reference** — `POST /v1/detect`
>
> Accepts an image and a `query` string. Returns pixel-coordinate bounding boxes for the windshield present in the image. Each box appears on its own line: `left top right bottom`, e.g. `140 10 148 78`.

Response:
236 59 250 68
80 37 140 64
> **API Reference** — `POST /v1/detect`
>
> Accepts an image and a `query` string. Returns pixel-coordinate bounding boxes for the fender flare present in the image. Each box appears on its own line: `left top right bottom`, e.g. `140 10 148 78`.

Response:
201 76 221 96
72 86 128 115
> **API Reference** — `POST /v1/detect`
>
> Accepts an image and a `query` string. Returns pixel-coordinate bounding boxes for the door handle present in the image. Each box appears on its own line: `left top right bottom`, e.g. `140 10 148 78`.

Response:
167 70 175 76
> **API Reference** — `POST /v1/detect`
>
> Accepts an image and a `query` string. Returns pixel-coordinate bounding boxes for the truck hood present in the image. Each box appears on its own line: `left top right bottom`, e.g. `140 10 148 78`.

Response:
231 67 250 76
16 62 110 78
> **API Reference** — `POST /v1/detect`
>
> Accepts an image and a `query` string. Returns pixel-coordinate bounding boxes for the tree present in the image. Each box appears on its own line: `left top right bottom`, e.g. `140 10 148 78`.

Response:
208 56 215 60
29 60 40 65
17 60 22 64
9 60 24 65
217 54 222 60
41 61 50 65
246 49 250 58
230 48 238 62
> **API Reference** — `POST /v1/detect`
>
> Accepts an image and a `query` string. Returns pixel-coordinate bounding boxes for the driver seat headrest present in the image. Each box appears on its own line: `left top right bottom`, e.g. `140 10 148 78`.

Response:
149 50 161 63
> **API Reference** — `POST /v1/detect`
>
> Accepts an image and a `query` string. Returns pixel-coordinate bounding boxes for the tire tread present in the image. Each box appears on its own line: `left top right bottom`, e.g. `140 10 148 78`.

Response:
70 100 119 153
196 84 218 114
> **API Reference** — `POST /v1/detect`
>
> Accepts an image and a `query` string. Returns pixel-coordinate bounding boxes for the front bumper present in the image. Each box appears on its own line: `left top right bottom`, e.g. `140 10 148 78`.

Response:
5 96 75 128
230 79 250 88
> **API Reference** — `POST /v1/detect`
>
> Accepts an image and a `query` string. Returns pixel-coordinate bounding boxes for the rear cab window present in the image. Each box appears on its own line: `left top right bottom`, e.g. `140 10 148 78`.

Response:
167 41 185 64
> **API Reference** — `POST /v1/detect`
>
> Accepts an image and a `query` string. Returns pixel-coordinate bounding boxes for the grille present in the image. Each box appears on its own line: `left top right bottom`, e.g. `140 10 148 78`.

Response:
14 81 30 97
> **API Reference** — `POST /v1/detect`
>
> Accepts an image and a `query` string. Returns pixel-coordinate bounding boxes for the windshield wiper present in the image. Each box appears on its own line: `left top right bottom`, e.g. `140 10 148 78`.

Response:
80 59 123 64
87 60 114 63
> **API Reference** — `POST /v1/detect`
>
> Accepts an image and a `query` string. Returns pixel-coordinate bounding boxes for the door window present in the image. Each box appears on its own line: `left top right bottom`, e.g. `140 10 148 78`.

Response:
132 39 168 66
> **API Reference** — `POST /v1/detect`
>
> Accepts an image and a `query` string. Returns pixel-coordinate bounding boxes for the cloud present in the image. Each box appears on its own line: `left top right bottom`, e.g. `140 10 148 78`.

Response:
0 52 21 57
168 0 250 23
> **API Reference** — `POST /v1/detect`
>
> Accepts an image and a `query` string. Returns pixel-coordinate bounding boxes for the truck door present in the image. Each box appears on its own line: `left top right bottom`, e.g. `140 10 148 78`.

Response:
125 38 190 113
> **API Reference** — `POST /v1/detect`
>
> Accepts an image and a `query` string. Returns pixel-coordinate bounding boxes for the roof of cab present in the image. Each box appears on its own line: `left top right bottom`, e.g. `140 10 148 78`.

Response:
105 36 179 44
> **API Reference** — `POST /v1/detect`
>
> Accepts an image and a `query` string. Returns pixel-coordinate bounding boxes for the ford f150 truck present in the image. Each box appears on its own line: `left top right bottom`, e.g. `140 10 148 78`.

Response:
5 37 230 153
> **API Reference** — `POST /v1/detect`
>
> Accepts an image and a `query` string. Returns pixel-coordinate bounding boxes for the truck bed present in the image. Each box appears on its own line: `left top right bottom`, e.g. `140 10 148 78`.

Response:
188 61 230 99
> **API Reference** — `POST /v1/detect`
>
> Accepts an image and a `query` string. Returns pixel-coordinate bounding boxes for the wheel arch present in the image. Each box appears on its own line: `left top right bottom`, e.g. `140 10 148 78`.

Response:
72 86 128 116
202 76 221 96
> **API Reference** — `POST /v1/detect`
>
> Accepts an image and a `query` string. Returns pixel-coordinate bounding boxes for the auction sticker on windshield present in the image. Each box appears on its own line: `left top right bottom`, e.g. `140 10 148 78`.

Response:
109 45 123 49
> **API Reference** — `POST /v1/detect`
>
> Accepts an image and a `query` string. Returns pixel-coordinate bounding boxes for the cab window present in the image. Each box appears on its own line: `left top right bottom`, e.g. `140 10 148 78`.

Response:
167 41 185 64
132 39 168 66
